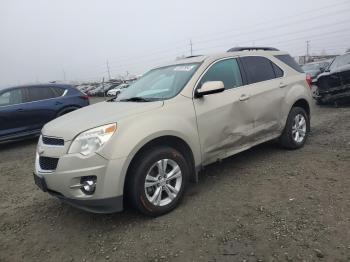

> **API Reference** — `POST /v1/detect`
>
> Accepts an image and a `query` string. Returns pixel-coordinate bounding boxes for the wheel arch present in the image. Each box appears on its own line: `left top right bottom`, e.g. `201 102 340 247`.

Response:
291 98 310 117
56 105 81 117
123 135 197 199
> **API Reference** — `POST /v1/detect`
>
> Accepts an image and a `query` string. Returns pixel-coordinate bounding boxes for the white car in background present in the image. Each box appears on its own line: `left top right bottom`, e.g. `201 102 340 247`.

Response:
107 83 129 97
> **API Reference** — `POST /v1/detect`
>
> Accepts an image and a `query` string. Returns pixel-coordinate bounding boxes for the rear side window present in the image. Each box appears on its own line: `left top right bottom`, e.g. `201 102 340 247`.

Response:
0 88 24 106
241 56 276 84
201 58 243 89
50 87 65 97
26 87 56 102
272 63 283 78
274 54 303 73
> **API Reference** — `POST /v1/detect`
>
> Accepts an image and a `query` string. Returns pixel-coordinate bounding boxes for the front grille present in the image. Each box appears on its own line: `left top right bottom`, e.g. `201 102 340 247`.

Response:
39 156 59 171
42 136 64 146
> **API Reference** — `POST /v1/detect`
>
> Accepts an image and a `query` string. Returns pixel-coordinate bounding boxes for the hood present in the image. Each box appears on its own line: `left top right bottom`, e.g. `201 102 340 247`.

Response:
42 101 164 140
334 64 350 73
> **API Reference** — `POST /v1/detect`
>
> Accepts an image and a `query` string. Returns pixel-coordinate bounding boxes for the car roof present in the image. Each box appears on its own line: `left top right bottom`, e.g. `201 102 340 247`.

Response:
1 83 73 93
155 50 289 69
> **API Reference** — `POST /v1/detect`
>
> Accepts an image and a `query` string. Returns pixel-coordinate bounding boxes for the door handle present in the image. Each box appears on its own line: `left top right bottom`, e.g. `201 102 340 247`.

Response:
239 94 250 101
16 108 25 112
55 101 63 105
279 82 287 88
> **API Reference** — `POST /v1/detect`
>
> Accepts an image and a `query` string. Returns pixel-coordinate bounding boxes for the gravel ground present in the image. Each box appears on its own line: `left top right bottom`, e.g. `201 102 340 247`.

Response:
0 99 350 262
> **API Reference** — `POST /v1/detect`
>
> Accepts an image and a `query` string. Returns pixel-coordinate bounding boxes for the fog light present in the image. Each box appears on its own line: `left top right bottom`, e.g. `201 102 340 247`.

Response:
80 176 96 195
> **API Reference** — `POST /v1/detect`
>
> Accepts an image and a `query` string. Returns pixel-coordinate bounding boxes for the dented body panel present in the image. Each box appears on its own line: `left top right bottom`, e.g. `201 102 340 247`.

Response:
316 53 350 104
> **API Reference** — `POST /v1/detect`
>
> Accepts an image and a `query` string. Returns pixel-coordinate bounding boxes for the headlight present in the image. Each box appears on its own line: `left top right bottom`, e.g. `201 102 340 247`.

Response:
68 123 117 156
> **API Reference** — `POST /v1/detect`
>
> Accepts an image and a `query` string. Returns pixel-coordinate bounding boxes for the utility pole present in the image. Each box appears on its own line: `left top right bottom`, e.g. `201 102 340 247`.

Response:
102 77 105 98
106 60 111 80
62 69 66 81
190 39 193 56
306 40 310 63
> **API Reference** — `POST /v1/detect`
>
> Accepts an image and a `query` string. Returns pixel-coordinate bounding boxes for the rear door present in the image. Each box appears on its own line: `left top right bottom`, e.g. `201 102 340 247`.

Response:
193 58 255 165
23 86 63 130
240 56 286 142
0 88 28 138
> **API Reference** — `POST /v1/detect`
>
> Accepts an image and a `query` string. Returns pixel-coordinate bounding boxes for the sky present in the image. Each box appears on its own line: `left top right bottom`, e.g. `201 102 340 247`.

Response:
0 0 349 87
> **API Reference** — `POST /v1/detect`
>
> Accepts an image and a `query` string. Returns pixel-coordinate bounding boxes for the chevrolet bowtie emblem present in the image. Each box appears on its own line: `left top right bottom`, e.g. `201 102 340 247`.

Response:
38 147 45 155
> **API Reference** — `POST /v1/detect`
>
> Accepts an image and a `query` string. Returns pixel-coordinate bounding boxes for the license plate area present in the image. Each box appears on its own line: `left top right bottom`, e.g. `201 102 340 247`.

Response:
33 173 47 192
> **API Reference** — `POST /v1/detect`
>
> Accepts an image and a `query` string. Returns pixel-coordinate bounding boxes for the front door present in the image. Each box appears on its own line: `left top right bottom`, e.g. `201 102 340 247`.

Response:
0 87 28 138
193 58 255 165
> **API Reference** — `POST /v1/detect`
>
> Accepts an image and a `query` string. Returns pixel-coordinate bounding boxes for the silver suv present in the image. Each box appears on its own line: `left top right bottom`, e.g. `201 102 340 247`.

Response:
34 47 312 216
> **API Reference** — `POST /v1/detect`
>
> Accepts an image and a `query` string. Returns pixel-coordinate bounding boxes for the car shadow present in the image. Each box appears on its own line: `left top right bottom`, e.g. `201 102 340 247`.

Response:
0 136 38 151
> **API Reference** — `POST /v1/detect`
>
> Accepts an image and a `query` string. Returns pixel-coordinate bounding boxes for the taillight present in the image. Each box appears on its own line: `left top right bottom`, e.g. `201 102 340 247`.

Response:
79 95 89 100
306 74 312 88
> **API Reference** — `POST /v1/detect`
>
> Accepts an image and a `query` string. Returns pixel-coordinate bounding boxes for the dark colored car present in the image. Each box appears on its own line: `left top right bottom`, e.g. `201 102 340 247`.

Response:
302 60 331 83
315 53 350 105
0 83 89 142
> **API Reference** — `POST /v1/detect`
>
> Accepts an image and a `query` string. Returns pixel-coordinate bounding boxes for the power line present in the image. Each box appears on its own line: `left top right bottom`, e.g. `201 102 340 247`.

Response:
193 8 350 46
97 1 350 71
190 0 350 41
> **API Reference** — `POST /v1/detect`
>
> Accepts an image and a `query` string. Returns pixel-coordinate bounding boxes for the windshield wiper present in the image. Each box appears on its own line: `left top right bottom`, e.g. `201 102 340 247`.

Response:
119 97 154 102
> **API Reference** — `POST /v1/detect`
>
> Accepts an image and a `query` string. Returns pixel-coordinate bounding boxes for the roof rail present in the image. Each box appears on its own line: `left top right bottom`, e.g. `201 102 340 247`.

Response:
185 55 203 58
227 47 279 52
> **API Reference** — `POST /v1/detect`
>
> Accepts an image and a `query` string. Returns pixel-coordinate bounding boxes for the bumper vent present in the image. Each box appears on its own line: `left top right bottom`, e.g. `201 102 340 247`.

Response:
42 136 64 146
39 157 59 171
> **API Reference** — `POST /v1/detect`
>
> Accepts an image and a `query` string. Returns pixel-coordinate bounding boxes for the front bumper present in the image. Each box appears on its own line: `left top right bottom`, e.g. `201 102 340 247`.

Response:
34 137 127 213
34 172 123 213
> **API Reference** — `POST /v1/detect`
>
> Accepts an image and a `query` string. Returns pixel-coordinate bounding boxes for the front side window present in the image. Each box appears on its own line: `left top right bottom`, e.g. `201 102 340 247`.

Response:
26 87 55 102
241 56 276 84
117 63 199 101
0 88 24 106
200 58 242 90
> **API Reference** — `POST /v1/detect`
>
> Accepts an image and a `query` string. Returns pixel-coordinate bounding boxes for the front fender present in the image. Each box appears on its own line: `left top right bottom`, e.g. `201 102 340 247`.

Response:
98 98 201 194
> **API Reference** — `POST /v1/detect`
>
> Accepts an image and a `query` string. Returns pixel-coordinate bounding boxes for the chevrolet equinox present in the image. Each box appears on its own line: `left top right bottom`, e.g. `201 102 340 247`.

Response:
34 47 312 216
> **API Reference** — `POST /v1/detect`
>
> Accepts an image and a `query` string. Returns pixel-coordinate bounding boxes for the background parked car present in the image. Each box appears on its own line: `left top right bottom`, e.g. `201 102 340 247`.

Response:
107 83 129 96
0 83 89 142
315 53 350 105
302 60 332 83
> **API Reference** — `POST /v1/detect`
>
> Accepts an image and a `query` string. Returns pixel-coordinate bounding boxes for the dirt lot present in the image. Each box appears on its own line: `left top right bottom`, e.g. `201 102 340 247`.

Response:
1 100 350 262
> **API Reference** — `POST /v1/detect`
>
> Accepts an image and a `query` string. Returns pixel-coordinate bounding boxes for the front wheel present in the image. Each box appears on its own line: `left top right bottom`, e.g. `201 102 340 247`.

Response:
279 107 310 149
127 146 189 216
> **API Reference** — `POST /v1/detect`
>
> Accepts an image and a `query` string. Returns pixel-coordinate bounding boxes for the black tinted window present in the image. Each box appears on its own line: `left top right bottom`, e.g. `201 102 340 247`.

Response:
241 56 276 84
272 63 283 77
26 87 55 102
0 88 24 106
275 54 303 73
50 87 65 97
201 58 242 89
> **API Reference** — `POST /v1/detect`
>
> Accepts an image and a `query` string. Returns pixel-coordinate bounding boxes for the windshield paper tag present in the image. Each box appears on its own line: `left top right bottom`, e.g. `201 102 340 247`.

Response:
174 65 195 71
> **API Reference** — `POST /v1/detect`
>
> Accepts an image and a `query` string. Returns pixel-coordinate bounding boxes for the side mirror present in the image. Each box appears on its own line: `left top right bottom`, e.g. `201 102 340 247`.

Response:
196 81 225 98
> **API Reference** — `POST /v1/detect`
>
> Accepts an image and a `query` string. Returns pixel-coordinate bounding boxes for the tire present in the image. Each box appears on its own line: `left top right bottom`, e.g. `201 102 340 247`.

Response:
279 107 310 150
57 106 79 117
126 146 189 216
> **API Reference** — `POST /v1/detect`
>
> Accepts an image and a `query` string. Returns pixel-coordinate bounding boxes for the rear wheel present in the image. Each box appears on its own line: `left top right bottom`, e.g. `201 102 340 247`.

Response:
279 107 310 149
57 106 79 117
127 146 189 216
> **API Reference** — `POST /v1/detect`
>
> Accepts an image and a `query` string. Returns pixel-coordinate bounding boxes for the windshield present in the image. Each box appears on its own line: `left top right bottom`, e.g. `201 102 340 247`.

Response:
302 64 319 71
328 54 350 71
116 63 199 101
